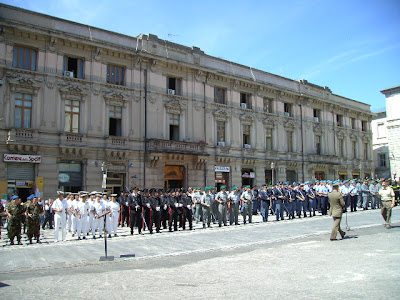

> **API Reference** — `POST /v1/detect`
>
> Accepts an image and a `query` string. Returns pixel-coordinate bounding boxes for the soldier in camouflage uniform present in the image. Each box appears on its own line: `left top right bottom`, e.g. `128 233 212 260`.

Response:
6 195 25 245
25 195 43 244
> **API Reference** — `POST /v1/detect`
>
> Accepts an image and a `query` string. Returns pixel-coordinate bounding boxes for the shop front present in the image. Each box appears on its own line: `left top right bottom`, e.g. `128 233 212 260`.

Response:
4 154 40 201
215 166 230 191
339 172 347 181
58 161 83 193
314 171 325 181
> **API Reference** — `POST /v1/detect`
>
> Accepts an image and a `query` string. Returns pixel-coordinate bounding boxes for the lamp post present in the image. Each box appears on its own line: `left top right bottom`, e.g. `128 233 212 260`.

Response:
101 162 107 190
271 162 275 185
359 162 362 180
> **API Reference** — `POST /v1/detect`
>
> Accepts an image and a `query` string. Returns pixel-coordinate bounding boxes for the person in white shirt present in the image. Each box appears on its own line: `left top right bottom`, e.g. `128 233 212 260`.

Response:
52 191 67 242
76 193 90 240
66 193 73 232
106 194 120 237
87 192 96 234
70 193 79 237
92 194 106 238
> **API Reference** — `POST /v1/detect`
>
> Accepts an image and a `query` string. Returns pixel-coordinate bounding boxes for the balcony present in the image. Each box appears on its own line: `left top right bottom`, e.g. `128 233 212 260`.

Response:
7 128 39 144
146 139 207 155
106 136 128 148
60 132 86 146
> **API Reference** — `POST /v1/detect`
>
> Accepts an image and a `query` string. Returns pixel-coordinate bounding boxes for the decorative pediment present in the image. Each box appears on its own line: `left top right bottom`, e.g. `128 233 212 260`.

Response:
263 117 277 128
164 98 185 114
104 90 129 107
238 112 254 123
59 83 88 101
7 73 42 95
284 120 296 130
213 108 229 120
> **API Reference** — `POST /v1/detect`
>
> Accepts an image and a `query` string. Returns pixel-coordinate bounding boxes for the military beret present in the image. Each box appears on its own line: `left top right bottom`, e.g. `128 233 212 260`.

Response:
57 191 65 194
220 185 226 189
232 185 238 190
110 194 117 197
27 195 32 200
11 195 19 200
204 187 211 192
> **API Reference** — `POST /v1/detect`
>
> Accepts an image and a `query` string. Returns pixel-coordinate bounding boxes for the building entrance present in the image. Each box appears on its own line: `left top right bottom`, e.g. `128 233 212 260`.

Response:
164 165 184 189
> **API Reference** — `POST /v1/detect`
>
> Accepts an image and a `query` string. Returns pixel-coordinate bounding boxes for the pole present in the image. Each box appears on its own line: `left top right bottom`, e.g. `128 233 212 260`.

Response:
99 213 114 261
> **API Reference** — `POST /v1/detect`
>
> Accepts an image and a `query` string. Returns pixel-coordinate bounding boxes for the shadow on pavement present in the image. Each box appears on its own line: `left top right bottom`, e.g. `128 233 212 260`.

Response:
0 282 11 288
343 235 359 240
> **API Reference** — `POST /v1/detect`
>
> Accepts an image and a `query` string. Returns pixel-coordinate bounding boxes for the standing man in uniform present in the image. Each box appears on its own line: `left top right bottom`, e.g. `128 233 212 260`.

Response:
52 191 68 242
228 185 241 225
6 195 25 245
215 185 228 227
25 195 43 244
378 180 395 229
328 182 346 241
259 185 270 222
201 187 213 228
240 186 253 224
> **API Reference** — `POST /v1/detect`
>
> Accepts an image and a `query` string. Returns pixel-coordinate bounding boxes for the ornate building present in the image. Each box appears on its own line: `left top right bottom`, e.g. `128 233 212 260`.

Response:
0 4 374 199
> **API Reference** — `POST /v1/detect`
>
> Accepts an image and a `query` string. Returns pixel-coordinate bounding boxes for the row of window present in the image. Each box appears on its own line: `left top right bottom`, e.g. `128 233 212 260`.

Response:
12 92 371 157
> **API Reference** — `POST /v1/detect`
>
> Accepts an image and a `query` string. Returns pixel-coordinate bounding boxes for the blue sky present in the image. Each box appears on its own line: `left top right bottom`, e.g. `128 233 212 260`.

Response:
2 0 400 111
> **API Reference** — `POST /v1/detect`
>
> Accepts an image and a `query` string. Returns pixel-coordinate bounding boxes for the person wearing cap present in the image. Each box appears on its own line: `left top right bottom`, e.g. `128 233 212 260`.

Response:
378 181 395 229
6 195 25 245
349 181 359 212
42 198 54 230
87 192 96 233
70 193 80 236
286 184 297 219
106 194 120 237
91 194 105 238
201 187 213 228
296 184 308 218
65 193 74 233
215 185 228 227
52 191 68 242
228 185 241 225
375 180 383 209
192 188 202 224
251 186 259 215
328 183 346 241
128 188 142 235
273 183 286 221
319 181 329 215
180 189 194 231
240 186 253 224
369 181 378 210
360 180 370 210
25 195 43 244
259 185 270 222
306 183 316 217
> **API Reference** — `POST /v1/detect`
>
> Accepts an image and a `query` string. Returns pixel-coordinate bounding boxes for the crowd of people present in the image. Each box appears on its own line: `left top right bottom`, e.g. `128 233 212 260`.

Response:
1 178 398 245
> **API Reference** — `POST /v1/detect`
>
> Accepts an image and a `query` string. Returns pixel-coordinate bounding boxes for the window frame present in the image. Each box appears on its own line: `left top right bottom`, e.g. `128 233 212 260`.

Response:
109 105 122 136
64 99 80 133
214 87 227 105
243 124 251 146
12 45 37 71
63 55 85 79
216 120 226 143
263 98 274 113
240 93 252 109
14 93 32 129
107 64 125 86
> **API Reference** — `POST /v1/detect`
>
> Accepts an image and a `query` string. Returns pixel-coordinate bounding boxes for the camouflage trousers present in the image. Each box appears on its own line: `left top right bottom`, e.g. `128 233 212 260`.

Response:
7 220 22 241
26 217 41 239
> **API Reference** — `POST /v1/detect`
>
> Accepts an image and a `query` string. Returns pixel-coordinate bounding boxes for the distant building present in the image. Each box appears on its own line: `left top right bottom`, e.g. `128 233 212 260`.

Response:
380 85 400 181
372 109 390 178
0 4 374 199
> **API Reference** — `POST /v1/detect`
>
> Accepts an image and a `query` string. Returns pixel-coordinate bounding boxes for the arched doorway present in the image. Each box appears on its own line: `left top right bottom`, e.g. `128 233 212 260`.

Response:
164 165 184 189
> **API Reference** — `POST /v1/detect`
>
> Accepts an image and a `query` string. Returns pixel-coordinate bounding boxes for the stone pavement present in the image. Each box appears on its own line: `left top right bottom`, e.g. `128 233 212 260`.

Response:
0 208 398 274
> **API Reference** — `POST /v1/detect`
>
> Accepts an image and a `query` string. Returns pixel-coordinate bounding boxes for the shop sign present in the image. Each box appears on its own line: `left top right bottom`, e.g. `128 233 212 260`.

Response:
4 154 41 163
15 181 34 187
215 166 230 172
58 173 70 183
107 164 126 172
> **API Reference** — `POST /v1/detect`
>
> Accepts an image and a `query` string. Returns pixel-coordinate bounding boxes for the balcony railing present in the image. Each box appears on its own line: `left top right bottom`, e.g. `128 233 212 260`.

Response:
60 132 86 146
106 136 128 148
147 139 207 154
7 128 38 143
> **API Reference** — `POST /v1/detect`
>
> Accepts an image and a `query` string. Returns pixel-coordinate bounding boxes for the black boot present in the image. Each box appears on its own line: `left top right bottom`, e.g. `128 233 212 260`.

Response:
29 238 33 244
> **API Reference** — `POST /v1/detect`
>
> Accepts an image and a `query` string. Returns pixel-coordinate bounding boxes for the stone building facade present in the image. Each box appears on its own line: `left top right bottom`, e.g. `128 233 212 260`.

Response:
371 109 390 179
380 86 400 181
0 4 374 199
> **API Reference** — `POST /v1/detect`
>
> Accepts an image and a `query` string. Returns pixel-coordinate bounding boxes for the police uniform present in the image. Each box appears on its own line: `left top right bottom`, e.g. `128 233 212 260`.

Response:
296 186 308 218
273 184 285 221
228 186 241 225
215 186 228 227
240 186 253 224
201 187 213 228
259 185 269 222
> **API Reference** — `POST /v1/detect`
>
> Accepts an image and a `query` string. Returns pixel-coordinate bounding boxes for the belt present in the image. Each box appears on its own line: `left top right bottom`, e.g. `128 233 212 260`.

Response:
381 200 392 202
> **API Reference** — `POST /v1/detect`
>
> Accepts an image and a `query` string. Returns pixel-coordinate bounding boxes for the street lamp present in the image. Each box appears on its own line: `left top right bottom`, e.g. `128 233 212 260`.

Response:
271 162 275 185
101 162 108 190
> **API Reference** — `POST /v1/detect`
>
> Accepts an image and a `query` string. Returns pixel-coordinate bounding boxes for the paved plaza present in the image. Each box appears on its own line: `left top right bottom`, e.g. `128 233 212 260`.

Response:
0 208 399 299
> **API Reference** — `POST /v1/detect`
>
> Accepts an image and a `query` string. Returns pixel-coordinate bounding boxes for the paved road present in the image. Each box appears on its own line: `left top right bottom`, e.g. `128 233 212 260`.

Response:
0 208 399 299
